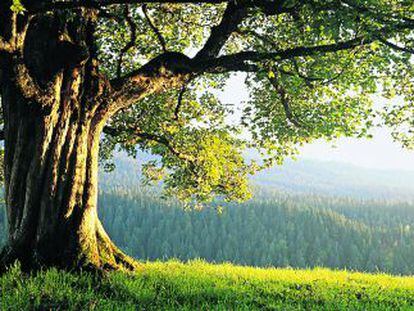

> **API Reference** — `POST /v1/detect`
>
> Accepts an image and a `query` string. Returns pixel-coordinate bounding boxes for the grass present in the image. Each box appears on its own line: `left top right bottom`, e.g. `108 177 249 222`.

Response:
1 260 414 310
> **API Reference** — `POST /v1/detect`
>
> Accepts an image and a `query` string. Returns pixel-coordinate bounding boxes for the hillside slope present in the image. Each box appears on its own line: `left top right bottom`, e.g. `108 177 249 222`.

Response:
2 261 414 310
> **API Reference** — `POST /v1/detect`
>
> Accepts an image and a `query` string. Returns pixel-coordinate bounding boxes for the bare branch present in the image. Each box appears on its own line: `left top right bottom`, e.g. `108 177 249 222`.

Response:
142 4 167 53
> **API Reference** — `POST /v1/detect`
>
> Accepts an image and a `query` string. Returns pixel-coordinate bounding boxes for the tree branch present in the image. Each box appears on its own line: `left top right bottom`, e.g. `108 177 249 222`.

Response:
0 37 14 53
0 13 22 54
195 2 248 59
174 85 186 121
105 36 367 114
32 0 301 16
31 0 227 12
107 52 194 116
12 57 60 106
142 4 167 53
268 73 301 127
285 56 354 86
103 125 194 161
235 28 278 49
106 16 414 115
378 37 414 54
340 0 414 25
198 36 367 74
117 5 137 78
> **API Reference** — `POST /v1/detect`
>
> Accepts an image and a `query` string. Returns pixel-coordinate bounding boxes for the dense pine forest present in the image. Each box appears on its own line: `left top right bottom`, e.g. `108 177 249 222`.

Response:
96 188 414 275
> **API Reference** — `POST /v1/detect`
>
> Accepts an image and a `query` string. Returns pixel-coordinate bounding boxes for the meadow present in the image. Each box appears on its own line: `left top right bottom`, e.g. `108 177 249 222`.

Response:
2 260 414 310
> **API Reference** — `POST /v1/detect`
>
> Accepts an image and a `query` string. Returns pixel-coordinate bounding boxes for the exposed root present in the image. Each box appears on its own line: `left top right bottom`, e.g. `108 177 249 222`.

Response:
0 223 140 275
95 221 140 272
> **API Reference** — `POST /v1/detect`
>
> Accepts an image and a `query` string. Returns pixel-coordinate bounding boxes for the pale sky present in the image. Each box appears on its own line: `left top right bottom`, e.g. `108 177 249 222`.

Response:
220 74 414 172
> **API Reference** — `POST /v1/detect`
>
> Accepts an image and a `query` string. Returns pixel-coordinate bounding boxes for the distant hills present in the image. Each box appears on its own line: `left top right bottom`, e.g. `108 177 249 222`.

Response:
253 159 414 200
100 153 414 201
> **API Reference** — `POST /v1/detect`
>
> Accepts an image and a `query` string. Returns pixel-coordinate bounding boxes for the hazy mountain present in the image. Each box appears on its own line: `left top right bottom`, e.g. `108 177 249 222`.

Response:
253 159 414 200
99 153 414 200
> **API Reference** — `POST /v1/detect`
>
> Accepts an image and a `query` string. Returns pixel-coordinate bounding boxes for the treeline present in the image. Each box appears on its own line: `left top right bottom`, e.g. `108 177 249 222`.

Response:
1 187 413 275
98 188 414 275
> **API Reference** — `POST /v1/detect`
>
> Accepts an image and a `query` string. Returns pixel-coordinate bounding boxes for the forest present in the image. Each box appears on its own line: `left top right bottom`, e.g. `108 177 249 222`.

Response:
3 172 414 275
95 188 414 275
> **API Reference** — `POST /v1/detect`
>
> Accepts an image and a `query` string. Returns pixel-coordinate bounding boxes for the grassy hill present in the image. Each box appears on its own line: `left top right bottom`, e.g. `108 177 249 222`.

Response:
2 260 414 310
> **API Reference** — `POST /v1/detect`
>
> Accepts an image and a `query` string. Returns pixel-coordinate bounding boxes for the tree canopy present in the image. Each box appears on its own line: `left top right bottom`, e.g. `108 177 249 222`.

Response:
2 0 414 205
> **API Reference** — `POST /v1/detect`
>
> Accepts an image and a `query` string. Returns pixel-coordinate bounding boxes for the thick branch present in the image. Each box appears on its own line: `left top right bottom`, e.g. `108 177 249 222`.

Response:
195 0 300 60
114 36 308 92
12 57 61 106
107 16 414 114
106 37 367 113
196 36 368 74
195 2 248 59
216 36 365 66
107 52 194 115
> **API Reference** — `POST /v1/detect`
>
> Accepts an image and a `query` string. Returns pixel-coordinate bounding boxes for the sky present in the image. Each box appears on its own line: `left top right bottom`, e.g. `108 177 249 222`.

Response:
221 74 414 172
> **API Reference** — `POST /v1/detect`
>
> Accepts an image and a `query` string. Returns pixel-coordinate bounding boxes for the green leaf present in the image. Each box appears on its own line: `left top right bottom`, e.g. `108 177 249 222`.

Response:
10 0 25 13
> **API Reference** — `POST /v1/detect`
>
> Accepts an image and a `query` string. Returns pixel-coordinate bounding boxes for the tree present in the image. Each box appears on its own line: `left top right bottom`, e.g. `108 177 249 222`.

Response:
0 0 413 271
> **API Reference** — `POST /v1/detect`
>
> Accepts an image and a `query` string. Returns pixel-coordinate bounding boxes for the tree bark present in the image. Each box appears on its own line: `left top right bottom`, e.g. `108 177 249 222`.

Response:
0 12 137 272
0 68 136 271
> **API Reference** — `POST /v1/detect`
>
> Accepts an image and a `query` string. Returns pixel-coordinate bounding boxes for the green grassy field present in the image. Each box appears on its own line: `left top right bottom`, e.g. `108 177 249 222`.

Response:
1 260 414 310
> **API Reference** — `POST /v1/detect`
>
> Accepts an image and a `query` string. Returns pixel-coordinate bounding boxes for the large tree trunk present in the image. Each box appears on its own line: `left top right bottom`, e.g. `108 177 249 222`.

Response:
0 11 137 271
0 68 136 271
